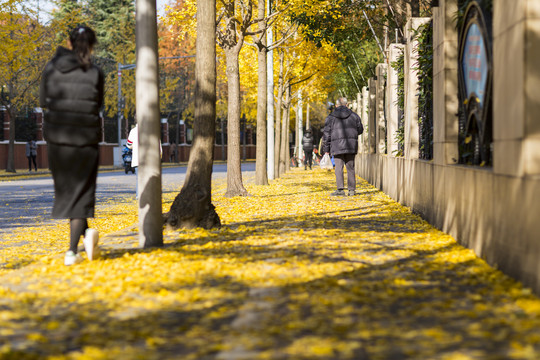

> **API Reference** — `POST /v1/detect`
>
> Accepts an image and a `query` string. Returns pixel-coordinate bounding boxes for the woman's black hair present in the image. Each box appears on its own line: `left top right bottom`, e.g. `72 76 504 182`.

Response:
69 26 97 70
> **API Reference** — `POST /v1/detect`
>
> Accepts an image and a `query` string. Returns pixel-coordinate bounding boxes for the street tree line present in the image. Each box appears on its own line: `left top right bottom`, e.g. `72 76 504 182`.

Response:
1 0 432 240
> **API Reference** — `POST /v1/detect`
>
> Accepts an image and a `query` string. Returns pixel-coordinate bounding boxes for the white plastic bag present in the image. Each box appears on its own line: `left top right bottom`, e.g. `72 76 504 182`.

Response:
319 153 333 170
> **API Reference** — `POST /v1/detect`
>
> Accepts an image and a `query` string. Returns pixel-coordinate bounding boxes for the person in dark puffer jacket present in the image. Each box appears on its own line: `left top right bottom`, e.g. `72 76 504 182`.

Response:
40 26 104 265
322 97 363 196
302 127 314 170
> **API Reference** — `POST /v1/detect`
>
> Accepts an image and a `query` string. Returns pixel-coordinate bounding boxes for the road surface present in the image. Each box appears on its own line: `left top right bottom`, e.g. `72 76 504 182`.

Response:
0 163 255 233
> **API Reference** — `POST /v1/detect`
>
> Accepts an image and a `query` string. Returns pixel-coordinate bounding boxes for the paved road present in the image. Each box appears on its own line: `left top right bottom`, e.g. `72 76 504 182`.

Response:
0 163 255 233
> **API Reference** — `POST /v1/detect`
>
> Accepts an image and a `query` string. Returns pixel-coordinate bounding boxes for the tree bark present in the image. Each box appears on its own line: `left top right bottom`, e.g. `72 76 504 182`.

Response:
274 51 284 177
136 0 163 247
224 46 249 197
279 81 289 175
266 8 275 181
165 0 220 229
255 0 268 185
285 84 291 172
306 102 310 130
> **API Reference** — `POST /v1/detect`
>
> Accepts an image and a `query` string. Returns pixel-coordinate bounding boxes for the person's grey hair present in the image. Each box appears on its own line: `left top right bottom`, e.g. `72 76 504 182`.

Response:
336 97 348 107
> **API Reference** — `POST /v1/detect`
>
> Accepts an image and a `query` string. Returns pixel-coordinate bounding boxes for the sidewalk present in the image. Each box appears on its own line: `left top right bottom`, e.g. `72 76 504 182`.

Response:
1 168 540 359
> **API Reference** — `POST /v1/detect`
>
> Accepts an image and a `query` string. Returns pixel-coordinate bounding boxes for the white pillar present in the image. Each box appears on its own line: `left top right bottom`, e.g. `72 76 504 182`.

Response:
433 1 459 165
387 44 404 156
368 78 377 154
376 64 387 154
493 0 540 176
361 86 369 153
404 17 431 160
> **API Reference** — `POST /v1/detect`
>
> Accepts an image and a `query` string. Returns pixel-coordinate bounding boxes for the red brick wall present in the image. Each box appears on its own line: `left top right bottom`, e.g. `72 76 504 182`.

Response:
0 142 257 170
0 142 117 170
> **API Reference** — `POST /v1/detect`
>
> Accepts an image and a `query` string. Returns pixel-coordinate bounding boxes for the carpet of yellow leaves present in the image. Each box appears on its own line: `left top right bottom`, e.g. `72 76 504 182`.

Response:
1 168 540 359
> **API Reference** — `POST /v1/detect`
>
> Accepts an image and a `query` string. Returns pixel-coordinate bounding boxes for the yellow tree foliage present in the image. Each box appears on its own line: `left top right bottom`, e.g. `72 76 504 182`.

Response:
0 1 51 106
271 26 340 129
163 0 341 123
158 3 196 126
0 0 55 171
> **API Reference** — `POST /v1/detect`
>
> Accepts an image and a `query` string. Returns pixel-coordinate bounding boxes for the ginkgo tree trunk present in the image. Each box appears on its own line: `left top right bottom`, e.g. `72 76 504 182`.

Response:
254 0 268 186
251 0 296 184
279 81 290 176
164 0 221 229
274 51 284 177
217 0 255 197
136 0 163 247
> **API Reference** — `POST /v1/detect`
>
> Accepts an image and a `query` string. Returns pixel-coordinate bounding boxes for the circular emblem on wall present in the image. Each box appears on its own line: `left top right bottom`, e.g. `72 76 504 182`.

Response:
458 1 492 166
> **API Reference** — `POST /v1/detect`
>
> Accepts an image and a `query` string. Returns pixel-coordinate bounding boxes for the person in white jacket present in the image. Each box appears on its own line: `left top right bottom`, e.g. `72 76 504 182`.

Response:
126 122 162 198
126 123 140 198
126 124 139 167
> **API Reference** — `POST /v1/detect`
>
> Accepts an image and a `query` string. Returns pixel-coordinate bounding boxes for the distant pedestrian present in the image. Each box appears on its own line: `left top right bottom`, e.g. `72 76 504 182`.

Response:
302 128 314 170
322 97 363 196
40 25 103 265
169 142 177 163
26 139 37 172
126 123 139 197
127 121 162 198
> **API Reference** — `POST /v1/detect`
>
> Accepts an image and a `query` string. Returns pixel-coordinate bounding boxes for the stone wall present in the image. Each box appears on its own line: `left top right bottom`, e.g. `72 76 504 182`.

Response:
355 0 540 293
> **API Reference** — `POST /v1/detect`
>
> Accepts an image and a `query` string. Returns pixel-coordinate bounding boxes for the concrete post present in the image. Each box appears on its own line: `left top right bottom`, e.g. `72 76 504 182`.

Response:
35 109 44 142
404 17 431 160
368 78 377 154
387 44 404 157
432 0 459 165
361 86 370 153
376 64 387 154
161 119 169 144
2 109 9 140
493 0 540 176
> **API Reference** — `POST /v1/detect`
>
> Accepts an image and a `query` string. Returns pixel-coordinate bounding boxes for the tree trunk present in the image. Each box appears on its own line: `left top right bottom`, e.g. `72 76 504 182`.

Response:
266 8 275 181
165 0 220 229
224 46 249 197
136 0 163 247
279 82 289 175
255 0 268 185
285 85 291 172
306 102 310 131
6 107 16 173
296 92 303 167
274 51 284 177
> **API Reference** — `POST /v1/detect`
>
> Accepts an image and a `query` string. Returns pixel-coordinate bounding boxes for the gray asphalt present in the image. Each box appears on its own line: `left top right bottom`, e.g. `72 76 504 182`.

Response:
0 163 255 234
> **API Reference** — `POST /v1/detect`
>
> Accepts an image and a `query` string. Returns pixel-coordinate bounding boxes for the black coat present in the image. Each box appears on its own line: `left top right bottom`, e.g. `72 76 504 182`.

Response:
322 106 363 155
40 47 104 146
302 132 314 151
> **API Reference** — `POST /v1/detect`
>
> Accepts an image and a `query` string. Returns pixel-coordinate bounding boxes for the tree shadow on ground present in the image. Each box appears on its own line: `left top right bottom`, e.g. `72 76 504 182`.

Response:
1 238 539 359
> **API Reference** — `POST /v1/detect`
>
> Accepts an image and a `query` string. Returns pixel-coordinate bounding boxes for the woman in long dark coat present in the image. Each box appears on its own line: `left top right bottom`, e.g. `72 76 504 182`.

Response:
40 26 104 265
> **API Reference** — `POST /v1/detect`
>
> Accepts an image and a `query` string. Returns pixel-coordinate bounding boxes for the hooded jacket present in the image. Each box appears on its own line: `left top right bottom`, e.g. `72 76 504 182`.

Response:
40 47 104 146
322 106 363 156
302 131 314 151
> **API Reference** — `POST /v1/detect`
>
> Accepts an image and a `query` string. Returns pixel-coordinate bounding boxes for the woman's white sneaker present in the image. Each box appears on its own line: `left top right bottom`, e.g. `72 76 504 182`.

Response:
83 228 100 261
64 251 83 266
